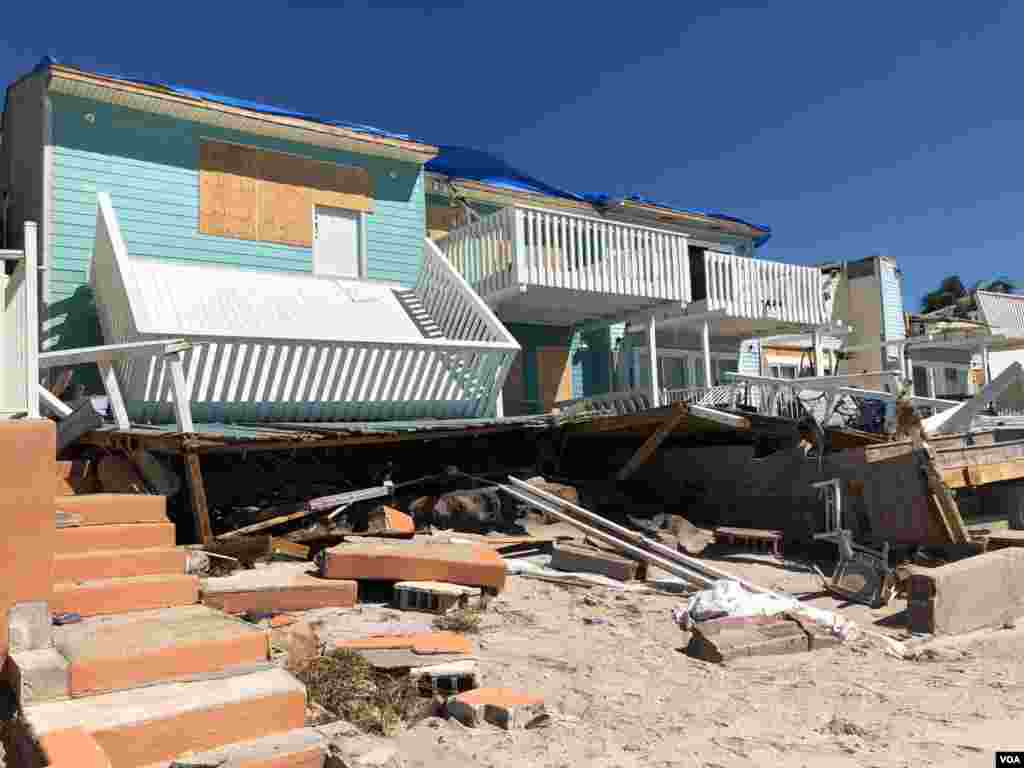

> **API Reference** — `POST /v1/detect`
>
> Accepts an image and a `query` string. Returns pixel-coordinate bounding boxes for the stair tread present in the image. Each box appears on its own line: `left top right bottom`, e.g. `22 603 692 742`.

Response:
141 727 327 768
55 573 197 589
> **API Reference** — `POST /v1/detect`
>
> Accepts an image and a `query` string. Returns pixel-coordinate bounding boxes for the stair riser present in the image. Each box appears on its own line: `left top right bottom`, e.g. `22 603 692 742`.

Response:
51 577 198 618
55 524 175 556
68 633 269 697
54 549 187 582
55 494 168 526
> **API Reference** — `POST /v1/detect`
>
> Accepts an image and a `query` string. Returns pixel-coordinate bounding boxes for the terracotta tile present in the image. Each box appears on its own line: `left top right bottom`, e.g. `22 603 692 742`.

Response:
319 541 506 590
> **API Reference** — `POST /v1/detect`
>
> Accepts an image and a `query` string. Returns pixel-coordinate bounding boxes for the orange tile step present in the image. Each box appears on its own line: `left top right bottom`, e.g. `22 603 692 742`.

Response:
54 547 188 583
54 605 269 698
56 494 168 526
23 669 306 768
51 574 199 618
55 523 176 556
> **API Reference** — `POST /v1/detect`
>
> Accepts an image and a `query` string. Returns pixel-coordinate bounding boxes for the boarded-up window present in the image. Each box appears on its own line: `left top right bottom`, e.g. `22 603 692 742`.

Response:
199 140 374 247
426 204 465 238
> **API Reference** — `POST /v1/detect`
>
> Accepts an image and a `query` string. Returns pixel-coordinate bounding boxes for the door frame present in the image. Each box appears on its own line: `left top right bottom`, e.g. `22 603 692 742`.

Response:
312 205 369 279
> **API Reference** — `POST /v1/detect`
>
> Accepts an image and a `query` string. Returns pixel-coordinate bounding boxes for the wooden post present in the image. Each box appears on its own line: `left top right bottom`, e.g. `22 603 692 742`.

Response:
648 315 660 407
616 403 687 481
926 366 936 399
184 451 214 545
166 351 195 433
701 320 713 388
98 361 130 430
812 330 824 376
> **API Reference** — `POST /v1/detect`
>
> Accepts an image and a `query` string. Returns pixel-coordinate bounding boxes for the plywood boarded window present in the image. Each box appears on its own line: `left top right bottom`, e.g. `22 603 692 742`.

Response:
199 140 374 247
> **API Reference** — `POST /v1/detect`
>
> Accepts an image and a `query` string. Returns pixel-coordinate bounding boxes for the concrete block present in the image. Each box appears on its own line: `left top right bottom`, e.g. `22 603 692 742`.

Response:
8 601 52 653
0 420 57 661
409 659 480 696
55 523 176 556
366 506 415 537
446 687 545 730
39 728 112 768
393 581 481 613
201 562 357 614
6 648 70 705
909 548 1024 634
54 494 168 525
549 542 638 581
318 542 506 591
686 616 810 662
23 668 307 768
54 605 269 697
51 574 199 618
335 632 473 670
53 547 187 582
166 726 326 767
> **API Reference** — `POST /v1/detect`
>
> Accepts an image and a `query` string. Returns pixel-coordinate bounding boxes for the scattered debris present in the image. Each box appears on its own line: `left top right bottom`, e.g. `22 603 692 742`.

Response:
446 687 546 730
713 527 784 558
816 530 896 608
365 506 416 538
317 541 507 591
550 541 640 581
394 580 483 614
432 607 483 635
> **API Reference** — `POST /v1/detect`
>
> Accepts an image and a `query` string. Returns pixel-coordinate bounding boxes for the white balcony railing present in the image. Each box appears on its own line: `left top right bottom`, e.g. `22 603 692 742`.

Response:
1 222 40 418
436 206 691 303
702 250 827 326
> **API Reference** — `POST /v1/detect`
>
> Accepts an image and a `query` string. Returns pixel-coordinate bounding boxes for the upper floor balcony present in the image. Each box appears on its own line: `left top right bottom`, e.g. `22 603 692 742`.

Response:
435 204 829 332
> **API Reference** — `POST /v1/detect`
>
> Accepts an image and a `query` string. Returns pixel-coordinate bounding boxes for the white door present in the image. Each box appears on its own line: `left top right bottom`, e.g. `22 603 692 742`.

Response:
313 206 361 278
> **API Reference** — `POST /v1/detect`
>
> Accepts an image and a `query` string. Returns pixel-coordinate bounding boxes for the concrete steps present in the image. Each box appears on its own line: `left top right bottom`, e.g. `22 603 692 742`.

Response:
23 668 306 768
54 547 188 582
54 605 270 698
56 523 176 556
140 727 329 768
55 494 168 526
51 574 199 617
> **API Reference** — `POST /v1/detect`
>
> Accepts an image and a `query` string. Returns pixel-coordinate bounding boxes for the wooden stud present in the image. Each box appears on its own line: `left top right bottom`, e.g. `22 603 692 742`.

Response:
185 451 214 545
616 404 688 482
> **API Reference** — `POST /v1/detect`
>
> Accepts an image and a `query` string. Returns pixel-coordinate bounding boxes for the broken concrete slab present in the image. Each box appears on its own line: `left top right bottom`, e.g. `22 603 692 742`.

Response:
446 687 545 730
318 721 404 768
8 601 52 653
318 541 506 591
53 605 269 697
165 726 326 767
685 615 811 662
23 668 306 768
201 562 357 614
366 505 415 538
393 580 481 613
5 648 70 705
908 547 1024 634
550 542 639 581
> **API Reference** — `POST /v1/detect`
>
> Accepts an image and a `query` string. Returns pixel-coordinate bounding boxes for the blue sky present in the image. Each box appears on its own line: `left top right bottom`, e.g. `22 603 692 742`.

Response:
2 1 1021 310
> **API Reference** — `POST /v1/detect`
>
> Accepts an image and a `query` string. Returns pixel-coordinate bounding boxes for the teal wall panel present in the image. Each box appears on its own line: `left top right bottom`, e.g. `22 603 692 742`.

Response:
48 93 426 348
504 322 573 412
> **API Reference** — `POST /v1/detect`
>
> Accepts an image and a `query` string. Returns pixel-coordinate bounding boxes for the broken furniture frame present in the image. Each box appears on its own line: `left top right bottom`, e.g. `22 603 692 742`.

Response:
814 528 895 608
811 478 843 535
38 338 198 432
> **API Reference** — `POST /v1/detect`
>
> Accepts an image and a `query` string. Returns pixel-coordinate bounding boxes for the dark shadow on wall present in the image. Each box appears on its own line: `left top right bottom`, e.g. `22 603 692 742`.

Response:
44 286 103 394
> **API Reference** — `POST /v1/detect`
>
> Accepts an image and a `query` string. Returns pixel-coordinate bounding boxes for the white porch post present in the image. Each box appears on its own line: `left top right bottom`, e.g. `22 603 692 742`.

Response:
981 344 991 405
812 330 824 376
701 320 713 388
648 316 660 407
926 365 937 399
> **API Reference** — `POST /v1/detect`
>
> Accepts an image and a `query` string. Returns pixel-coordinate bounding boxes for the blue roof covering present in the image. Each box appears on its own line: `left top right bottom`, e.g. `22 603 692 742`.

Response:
32 56 426 146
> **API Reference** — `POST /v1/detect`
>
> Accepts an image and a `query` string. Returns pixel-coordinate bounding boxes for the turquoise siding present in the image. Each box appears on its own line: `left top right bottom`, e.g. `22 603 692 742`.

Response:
505 322 573 412
48 93 426 348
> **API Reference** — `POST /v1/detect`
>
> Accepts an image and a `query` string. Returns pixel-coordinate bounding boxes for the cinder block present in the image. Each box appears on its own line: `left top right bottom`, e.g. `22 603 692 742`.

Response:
318 542 506 591
685 615 810 662
23 668 306 768
6 648 70 705
366 506 415 537
53 547 187 582
8 601 52 653
410 659 480 696
54 494 168 525
446 687 545 730
55 523 175 556
393 581 481 614
549 542 639 581
50 574 199 617
909 548 1024 634
201 562 356 614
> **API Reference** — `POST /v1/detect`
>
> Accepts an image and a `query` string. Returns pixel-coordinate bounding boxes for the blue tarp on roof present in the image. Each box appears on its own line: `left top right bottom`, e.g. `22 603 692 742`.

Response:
425 145 586 202
31 56 423 145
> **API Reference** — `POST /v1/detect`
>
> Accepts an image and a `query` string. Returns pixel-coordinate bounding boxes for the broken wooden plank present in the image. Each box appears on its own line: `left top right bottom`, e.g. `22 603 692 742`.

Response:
218 506 322 540
185 452 214 545
943 459 1024 489
616 404 689 482
203 535 310 563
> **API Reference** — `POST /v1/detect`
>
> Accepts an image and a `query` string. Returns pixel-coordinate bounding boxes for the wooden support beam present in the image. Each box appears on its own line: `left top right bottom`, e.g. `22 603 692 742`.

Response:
97 361 130 430
166 351 195 433
184 452 214 545
616 404 688 482
38 339 192 368
38 385 73 418
943 459 1024 489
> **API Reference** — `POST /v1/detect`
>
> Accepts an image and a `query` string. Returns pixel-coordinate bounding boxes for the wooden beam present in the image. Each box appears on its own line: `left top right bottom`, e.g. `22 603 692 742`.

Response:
616 404 689 482
166 351 195 433
184 452 214 545
38 385 73 418
943 459 1024 489
38 339 192 368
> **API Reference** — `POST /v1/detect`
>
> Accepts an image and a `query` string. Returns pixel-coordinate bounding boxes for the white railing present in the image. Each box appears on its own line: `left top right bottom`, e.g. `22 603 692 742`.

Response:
91 193 519 424
662 385 730 406
0 223 40 418
436 205 690 303
703 251 827 325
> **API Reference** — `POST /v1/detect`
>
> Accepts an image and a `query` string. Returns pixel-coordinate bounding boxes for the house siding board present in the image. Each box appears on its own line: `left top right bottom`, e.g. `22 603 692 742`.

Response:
880 260 905 343
504 322 573 413
47 93 426 347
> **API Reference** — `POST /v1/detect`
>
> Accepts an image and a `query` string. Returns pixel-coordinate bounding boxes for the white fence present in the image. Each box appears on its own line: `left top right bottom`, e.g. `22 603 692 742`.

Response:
0 223 39 418
436 206 691 302
90 193 519 424
703 250 827 325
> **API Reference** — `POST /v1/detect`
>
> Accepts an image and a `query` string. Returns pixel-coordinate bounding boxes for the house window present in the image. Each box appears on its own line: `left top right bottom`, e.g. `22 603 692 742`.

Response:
198 139 374 249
